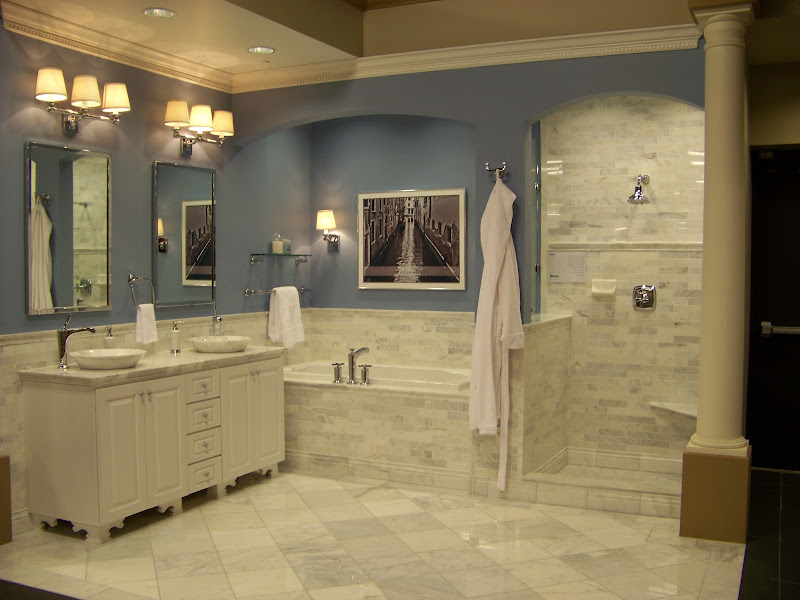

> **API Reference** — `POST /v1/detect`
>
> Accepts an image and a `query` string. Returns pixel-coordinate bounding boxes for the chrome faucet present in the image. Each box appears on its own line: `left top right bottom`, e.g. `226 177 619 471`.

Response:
347 347 370 384
58 314 96 369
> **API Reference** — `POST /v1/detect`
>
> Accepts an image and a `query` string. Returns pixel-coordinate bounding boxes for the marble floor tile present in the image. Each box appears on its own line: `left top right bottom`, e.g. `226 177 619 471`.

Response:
504 557 589 589
210 527 278 551
594 569 682 600
157 573 235 600
476 539 552 565
395 528 467 553
0 471 745 600
227 566 305 597
152 551 224 578
308 582 387 599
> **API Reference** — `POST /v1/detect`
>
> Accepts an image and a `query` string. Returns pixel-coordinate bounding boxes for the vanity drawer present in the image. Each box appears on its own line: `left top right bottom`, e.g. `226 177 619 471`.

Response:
187 456 221 494
185 398 221 434
186 371 220 403
187 427 221 464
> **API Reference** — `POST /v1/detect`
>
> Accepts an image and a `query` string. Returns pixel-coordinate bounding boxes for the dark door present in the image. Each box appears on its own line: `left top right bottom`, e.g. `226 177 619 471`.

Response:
746 146 800 471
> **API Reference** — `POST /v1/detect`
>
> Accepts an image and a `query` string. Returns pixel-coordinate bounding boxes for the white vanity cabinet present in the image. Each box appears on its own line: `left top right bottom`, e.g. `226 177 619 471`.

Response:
219 358 285 490
25 375 186 543
20 346 285 543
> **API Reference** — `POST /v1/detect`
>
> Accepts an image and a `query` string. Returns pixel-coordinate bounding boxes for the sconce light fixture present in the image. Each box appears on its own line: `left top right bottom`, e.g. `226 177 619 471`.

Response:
165 100 234 157
316 210 340 251
35 68 130 135
157 218 168 253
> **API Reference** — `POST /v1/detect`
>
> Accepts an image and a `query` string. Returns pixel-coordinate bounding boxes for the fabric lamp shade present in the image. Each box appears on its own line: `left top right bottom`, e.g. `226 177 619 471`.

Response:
210 110 234 137
71 75 101 108
188 104 213 133
101 83 130 113
316 210 336 231
164 100 190 127
35 68 67 102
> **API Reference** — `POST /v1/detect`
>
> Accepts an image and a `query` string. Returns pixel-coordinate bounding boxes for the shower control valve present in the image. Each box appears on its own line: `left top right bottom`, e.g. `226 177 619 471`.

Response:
633 285 656 311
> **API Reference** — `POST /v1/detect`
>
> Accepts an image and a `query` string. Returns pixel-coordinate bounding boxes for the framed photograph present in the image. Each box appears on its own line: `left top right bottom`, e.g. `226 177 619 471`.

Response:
181 199 213 286
358 188 465 290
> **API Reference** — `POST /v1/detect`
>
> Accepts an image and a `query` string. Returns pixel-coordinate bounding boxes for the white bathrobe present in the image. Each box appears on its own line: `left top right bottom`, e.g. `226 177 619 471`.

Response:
28 199 54 312
469 175 524 492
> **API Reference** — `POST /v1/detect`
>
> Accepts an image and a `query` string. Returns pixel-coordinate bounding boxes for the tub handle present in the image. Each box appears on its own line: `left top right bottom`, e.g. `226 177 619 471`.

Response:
332 362 344 384
360 364 372 386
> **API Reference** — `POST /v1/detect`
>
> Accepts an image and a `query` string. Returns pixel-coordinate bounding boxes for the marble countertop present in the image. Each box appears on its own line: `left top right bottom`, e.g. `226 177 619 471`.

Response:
18 346 284 387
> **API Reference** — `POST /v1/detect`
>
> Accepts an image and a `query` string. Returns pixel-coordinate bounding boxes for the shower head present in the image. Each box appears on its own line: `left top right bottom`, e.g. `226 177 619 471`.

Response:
627 174 650 204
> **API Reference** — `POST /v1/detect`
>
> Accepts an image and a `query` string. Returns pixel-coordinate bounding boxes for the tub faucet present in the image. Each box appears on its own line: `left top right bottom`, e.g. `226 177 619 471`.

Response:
58 314 96 369
347 347 370 384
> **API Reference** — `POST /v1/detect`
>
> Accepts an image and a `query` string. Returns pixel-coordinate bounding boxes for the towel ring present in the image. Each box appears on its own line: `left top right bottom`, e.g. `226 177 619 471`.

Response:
128 274 155 305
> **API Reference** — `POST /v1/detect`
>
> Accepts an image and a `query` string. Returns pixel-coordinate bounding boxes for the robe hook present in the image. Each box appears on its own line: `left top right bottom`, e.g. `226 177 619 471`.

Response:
485 161 507 178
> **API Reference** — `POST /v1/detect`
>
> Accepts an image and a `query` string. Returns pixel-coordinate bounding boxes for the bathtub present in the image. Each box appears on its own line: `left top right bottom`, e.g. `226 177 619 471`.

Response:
283 360 470 393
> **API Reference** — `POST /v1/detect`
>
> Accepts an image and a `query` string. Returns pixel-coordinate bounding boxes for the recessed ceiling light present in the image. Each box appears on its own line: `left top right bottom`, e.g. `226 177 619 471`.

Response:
248 46 275 55
143 7 175 18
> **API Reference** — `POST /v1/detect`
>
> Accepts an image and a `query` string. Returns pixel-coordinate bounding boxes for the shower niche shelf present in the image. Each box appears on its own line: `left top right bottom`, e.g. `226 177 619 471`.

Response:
250 252 310 265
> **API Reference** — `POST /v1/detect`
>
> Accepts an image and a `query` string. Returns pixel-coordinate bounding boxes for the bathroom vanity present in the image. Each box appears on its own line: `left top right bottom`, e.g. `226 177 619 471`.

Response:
19 346 284 543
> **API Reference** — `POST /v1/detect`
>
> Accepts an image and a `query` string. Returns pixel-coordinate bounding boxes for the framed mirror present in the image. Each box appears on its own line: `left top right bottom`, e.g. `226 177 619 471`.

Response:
25 141 110 315
152 162 215 306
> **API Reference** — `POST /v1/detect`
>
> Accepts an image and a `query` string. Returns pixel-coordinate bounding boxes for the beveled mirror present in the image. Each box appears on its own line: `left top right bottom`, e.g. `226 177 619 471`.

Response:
152 162 215 306
25 141 110 315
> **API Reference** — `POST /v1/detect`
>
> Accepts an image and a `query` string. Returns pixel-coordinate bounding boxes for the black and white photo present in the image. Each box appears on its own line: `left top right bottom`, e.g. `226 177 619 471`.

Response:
358 188 465 290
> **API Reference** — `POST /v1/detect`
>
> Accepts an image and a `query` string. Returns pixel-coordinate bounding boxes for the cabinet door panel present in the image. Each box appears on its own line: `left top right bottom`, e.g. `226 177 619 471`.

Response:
220 364 253 481
145 375 187 504
96 382 147 522
253 362 285 466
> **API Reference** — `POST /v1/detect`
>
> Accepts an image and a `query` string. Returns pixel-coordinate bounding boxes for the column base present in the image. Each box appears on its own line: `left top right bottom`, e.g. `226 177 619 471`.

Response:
680 444 751 543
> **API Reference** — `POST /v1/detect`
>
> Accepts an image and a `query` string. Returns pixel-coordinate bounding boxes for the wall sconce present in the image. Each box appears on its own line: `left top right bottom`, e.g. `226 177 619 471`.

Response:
157 218 168 253
165 100 234 157
316 210 340 251
35 68 130 135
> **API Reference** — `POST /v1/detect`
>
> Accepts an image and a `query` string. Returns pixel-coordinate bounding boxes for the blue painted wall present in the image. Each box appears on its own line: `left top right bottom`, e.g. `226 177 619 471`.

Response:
0 23 705 335
232 50 705 318
306 115 476 311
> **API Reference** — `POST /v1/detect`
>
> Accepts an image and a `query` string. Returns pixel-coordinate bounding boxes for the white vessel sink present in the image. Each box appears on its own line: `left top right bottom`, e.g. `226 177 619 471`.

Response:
189 336 250 353
71 348 146 370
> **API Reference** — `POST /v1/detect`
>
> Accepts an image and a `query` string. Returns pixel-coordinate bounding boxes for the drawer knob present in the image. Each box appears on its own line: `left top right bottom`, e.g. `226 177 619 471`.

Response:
201 382 208 389
201 412 209 418
203 471 210 478
203 441 209 448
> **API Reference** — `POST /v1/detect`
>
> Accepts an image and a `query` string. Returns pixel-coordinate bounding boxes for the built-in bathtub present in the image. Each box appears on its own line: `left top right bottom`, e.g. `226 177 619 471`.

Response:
283 360 470 392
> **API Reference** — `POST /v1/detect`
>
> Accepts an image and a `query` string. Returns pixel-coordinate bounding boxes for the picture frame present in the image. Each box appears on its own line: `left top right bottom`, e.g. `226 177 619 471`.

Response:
181 199 213 286
357 188 465 290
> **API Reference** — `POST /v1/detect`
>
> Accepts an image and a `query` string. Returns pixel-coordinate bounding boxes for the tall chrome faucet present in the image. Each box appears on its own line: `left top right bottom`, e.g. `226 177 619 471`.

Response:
58 314 96 369
347 347 370 384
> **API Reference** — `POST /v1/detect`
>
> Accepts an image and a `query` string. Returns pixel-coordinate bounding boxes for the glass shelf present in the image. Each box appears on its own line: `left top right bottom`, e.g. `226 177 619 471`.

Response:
250 252 310 265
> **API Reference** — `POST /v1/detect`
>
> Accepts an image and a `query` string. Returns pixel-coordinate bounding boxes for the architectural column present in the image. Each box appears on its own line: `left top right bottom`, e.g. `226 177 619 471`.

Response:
681 3 754 543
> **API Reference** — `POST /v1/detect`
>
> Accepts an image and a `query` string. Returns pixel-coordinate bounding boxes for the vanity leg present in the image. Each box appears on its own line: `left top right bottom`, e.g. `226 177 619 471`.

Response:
207 483 228 499
30 514 58 529
74 520 123 544
157 499 182 515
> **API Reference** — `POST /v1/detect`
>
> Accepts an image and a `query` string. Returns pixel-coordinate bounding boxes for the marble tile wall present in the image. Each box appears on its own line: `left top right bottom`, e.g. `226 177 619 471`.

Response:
299 308 475 369
541 95 705 461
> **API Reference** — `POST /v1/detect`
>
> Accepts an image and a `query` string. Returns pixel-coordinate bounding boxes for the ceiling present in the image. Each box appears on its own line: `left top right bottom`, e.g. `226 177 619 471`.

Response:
1 0 798 93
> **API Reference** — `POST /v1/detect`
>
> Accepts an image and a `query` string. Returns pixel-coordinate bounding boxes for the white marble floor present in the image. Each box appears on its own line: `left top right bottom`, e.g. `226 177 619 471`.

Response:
0 471 744 600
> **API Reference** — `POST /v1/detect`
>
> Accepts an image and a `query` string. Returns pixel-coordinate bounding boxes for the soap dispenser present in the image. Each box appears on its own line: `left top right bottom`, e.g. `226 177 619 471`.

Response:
102 325 118 349
170 320 183 355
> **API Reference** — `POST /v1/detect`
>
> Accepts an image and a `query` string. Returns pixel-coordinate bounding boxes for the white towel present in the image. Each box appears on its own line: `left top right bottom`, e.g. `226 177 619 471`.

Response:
268 286 304 349
135 303 158 344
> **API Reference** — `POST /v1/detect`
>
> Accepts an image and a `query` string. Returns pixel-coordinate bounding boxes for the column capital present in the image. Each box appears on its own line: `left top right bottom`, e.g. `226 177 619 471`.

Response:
691 3 755 31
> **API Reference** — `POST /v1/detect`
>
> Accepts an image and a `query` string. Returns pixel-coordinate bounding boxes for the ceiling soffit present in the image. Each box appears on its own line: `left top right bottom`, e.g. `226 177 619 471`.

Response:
1 0 701 93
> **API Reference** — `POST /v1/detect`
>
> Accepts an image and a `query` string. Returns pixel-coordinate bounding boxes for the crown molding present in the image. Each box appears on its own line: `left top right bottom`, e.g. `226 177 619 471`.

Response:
233 24 702 93
2 0 700 95
1 1 233 92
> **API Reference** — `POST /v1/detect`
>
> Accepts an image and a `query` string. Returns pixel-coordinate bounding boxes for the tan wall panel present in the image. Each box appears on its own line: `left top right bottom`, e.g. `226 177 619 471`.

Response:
364 0 694 55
